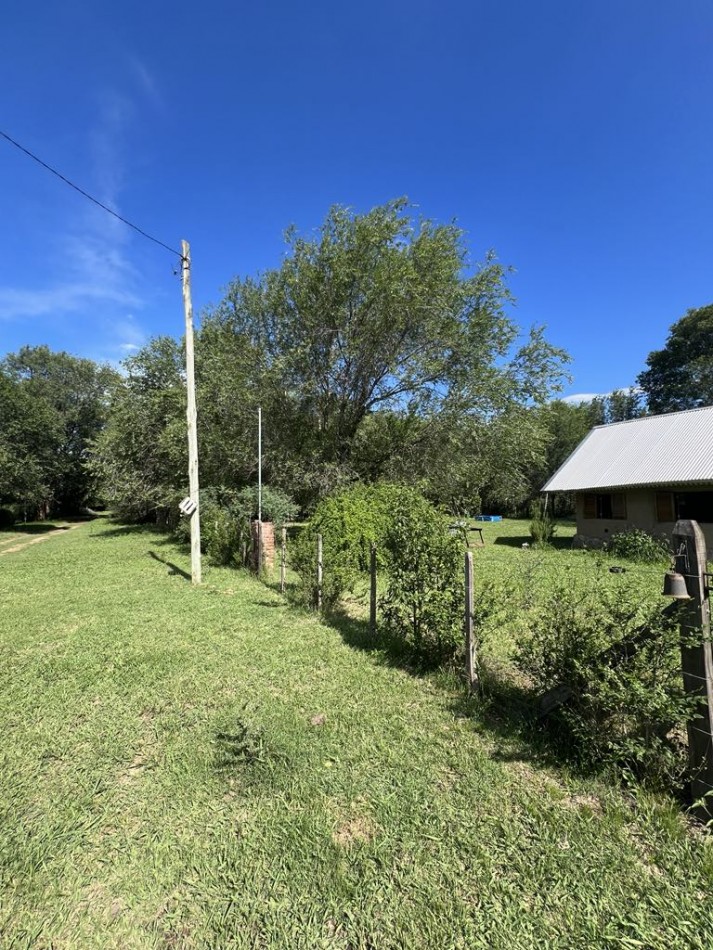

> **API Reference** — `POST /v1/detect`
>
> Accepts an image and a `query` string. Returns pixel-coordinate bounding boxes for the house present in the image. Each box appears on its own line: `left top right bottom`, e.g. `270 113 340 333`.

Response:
542 405 713 549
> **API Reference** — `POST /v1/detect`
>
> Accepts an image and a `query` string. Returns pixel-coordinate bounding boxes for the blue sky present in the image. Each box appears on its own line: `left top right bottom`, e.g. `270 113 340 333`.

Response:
1 1 711 400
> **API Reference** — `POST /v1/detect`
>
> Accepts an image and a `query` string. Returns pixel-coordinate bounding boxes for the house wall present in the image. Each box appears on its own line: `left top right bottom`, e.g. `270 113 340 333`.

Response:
575 488 713 554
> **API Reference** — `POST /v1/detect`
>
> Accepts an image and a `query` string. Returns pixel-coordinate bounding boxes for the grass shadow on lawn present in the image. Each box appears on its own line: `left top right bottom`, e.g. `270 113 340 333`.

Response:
325 605 459 675
148 550 192 581
325 604 584 775
92 522 166 539
1 522 71 535
449 663 569 771
493 535 574 551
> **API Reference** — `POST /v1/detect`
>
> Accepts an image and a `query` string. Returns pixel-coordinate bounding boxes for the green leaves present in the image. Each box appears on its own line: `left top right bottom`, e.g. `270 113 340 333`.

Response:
638 303 713 413
380 490 463 661
0 346 118 516
199 200 569 510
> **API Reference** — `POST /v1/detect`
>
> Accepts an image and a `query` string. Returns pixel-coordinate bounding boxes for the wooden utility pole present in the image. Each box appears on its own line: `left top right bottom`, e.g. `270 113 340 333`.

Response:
370 545 377 637
674 520 713 817
257 406 262 571
181 240 201 585
280 527 287 595
464 552 478 693
316 534 323 611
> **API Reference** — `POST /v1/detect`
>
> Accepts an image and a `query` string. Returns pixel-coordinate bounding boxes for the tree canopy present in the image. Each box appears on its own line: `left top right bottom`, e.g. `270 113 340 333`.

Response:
193 199 570 510
87 200 574 520
637 304 713 413
0 346 117 517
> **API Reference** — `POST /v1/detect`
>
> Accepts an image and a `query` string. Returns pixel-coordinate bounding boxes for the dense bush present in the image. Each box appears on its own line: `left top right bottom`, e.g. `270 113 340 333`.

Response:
175 485 295 566
380 489 463 661
607 528 670 563
517 576 694 787
529 499 556 546
291 483 406 607
292 482 465 660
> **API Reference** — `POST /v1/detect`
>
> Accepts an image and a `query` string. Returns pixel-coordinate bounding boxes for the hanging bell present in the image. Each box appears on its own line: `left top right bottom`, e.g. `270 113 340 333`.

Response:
662 570 690 599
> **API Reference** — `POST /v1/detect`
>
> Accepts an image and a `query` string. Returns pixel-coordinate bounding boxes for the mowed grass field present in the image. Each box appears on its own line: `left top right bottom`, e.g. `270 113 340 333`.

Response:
1 518 713 949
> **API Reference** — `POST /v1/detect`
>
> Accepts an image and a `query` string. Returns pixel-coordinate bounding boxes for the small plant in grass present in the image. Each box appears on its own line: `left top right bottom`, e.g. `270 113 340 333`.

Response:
380 489 463 661
529 499 556 546
607 527 670 563
517 576 696 788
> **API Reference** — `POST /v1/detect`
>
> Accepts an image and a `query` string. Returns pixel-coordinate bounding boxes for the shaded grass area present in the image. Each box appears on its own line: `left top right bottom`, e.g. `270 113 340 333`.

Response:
1 520 712 948
0 520 77 536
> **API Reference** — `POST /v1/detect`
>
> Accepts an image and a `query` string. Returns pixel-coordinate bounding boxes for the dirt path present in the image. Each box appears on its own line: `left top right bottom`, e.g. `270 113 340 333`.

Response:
0 523 85 557
0 535 23 547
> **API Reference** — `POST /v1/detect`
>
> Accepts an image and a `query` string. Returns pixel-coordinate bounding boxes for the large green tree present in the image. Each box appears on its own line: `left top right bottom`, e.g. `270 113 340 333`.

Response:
637 304 713 413
0 345 117 515
0 372 61 515
202 199 570 508
93 200 571 519
89 338 187 523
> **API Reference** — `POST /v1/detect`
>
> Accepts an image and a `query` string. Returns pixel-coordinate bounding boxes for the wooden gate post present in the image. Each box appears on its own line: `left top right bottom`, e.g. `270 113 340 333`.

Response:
674 519 713 818
316 534 323 611
370 544 377 637
464 551 479 693
280 527 287 595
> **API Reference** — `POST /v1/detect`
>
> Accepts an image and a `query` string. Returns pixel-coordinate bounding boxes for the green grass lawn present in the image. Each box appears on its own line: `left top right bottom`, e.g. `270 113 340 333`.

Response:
1 518 713 948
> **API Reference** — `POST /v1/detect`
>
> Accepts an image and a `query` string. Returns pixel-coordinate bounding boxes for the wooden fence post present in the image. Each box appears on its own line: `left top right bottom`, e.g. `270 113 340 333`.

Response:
674 519 713 818
370 544 377 637
316 533 323 611
464 551 478 693
280 527 287 595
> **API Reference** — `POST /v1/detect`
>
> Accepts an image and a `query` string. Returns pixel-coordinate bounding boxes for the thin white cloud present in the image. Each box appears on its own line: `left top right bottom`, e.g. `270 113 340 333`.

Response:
128 57 164 111
0 282 139 320
0 80 147 335
562 392 602 404
561 386 642 406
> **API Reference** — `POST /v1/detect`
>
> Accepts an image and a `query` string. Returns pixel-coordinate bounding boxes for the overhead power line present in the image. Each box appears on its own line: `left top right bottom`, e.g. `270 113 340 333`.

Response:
0 129 183 259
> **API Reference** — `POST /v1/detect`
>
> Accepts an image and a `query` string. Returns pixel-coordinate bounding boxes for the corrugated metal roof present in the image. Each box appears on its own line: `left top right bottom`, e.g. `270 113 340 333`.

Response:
542 405 713 492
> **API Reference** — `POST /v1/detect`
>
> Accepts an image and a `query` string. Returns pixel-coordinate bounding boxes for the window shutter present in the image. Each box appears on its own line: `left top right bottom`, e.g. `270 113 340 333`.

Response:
583 493 596 519
656 492 675 522
611 493 627 519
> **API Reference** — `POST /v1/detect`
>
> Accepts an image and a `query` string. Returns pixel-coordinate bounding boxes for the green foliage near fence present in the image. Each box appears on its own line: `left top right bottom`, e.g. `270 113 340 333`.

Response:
380 490 463 661
517 575 695 788
174 485 295 566
290 482 407 607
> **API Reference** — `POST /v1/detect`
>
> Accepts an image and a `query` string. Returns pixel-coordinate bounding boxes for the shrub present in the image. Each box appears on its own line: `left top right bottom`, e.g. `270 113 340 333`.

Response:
517 576 695 788
607 528 669 564
291 483 406 607
380 489 463 661
529 499 556 546
232 485 297 529
174 485 295 567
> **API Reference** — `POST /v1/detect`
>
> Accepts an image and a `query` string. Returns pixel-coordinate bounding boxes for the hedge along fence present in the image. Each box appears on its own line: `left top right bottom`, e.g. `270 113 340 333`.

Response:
289 483 415 609
288 490 713 800
290 483 466 661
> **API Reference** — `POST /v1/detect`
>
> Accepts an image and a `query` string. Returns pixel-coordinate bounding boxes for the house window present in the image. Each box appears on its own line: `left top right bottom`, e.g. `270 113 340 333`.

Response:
656 492 675 522
656 490 713 523
676 491 713 523
582 492 626 520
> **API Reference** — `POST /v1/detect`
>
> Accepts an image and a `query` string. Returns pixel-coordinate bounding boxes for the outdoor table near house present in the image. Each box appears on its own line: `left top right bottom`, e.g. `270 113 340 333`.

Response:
448 522 485 546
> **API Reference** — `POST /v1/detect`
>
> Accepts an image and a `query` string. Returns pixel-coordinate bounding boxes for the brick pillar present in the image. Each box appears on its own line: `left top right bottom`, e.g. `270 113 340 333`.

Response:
250 520 276 571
